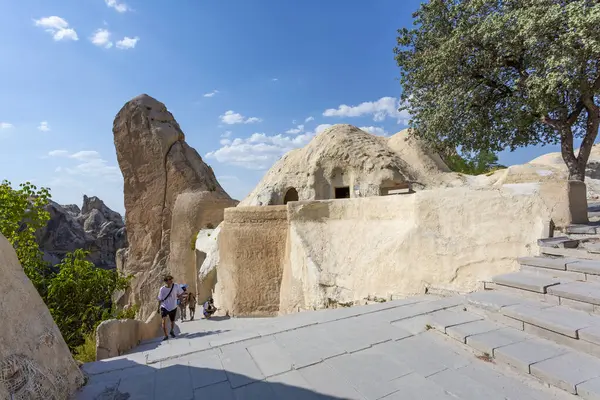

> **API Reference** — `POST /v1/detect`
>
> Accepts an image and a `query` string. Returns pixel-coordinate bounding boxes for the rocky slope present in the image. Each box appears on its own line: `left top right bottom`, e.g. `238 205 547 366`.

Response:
37 195 127 269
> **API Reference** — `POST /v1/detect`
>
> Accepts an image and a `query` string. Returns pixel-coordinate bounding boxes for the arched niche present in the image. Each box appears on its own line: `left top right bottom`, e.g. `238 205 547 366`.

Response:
283 187 299 204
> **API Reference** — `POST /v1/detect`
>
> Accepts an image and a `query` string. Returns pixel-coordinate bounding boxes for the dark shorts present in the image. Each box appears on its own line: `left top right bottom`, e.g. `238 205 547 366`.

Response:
161 307 177 322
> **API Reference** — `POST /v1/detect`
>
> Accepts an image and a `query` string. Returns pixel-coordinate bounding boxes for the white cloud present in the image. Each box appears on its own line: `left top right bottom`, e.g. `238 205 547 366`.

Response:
272 78 278 82
285 124 304 135
220 131 232 138
323 96 410 124
91 29 113 48
69 150 101 161
203 90 219 98
38 121 50 132
359 126 387 136
48 149 69 157
305 116 314 123
105 0 130 12
116 36 139 50
34 16 78 41
220 138 231 145
205 124 332 170
48 149 121 182
219 110 263 125
0 122 14 129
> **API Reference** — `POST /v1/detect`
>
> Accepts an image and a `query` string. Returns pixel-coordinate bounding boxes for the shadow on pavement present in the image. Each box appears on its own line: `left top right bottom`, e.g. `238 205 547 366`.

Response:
123 328 230 355
78 357 348 399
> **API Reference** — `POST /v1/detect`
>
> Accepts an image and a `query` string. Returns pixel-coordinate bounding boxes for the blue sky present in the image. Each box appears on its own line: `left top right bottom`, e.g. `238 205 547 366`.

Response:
0 0 570 214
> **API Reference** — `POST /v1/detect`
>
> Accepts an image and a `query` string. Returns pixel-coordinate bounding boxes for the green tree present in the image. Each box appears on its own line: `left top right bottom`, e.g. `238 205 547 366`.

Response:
394 0 600 181
444 150 505 175
0 180 52 294
46 249 131 350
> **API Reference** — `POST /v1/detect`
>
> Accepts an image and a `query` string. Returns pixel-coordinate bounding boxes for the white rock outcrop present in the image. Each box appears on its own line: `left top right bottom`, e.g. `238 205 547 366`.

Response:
239 125 464 207
113 94 237 320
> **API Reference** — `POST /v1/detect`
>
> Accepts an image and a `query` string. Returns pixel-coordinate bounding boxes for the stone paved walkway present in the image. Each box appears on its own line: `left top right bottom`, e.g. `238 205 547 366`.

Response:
78 296 576 399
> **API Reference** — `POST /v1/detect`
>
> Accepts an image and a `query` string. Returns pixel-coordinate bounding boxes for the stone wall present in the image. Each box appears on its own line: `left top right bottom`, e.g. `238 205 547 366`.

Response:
96 312 161 360
169 193 236 300
214 183 569 317
215 206 288 316
279 185 554 313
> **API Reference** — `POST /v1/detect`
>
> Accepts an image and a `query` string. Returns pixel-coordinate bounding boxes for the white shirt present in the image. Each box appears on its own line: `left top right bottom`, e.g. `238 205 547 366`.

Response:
157 283 183 312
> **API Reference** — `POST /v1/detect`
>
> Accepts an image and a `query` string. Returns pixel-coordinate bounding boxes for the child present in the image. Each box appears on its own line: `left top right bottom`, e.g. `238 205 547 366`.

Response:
203 297 216 319
188 291 197 321
178 285 189 321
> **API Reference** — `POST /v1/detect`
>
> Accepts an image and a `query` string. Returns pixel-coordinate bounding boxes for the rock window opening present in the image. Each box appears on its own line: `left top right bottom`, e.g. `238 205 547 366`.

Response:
334 186 350 199
283 188 299 204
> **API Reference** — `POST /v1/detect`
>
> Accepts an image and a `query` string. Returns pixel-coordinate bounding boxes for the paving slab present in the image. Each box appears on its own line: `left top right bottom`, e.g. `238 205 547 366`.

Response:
466 327 527 355
389 314 430 335
530 352 600 394
194 381 234 400
538 237 580 249
464 291 525 312
548 281 600 306
502 304 596 338
154 364 193 399
232 380 279 400
427 368 508 400
298 362 365 400
377 332 470 377
325 348 413 399
492 272 562 293
519 256 571 270
493 339 568 373
219 347 265 389
187 350 228 389
380 296 464 323
577 376 600 400
425 309 483 333
117 372 156 400
456 363 573 400
445 319 502 343
266 370 323 400
246 340 294 377
274 329 346 369
567 259 600 275
382 373 458 399
579 326 600 346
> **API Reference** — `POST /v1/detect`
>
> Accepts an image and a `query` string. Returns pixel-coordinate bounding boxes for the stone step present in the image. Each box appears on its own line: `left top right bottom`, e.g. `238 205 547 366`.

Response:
431 301 600 398
466 290 600 358
518 256 575 271
548 281 600 307
540 246 600 261
537 237 580 249
492 272 562 294
565 225 600 235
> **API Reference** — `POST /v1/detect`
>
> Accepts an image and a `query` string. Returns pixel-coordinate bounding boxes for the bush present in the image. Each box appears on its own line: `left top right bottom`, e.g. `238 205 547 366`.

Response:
46 249 131 350
73 331 97 363
0 180 52 295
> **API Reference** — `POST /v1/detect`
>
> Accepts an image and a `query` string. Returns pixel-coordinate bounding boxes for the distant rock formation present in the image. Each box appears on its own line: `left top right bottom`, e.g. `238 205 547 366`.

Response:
37 195 127 269
0 233 84 398
113 94 237 320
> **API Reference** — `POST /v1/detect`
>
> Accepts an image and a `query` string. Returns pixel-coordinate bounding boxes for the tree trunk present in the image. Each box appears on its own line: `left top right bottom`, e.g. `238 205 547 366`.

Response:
572 105 600 182
560 126 584 181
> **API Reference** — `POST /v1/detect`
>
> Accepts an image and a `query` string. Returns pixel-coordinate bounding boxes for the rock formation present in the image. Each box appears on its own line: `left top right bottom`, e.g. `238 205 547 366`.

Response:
0 233 84 398
239 125 466 206
36 195 127 269
113 94 237 320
